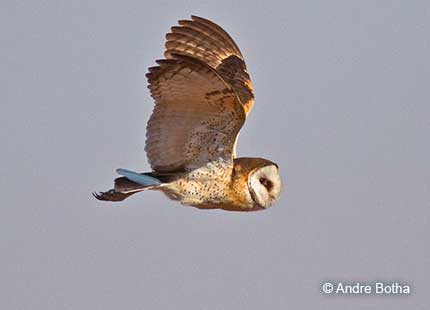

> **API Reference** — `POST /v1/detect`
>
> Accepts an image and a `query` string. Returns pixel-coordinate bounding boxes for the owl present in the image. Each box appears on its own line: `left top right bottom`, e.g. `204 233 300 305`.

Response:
94 15 282 211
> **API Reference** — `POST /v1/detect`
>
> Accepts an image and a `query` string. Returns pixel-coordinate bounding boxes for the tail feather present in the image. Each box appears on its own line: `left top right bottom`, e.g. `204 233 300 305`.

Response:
116 168 161 186
93 169 163 202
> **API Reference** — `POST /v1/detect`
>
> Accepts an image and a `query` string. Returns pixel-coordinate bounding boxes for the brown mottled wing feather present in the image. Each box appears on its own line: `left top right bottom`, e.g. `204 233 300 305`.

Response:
164 15 254 114
145 54 246 173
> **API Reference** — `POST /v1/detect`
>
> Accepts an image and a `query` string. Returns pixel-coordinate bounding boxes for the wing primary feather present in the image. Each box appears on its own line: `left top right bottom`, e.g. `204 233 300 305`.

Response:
190 15 243 56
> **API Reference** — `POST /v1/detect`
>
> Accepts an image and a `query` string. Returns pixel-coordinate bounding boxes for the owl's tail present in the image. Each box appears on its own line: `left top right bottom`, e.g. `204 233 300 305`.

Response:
93 169 163 202
116 169 161 186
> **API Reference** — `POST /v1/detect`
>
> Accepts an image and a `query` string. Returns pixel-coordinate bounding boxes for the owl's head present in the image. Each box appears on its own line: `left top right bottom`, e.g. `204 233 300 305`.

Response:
248 164 281 208
233 158 282 210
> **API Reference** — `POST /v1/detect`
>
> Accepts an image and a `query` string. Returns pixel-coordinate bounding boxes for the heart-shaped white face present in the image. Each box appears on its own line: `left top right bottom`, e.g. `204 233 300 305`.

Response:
248 164 282 208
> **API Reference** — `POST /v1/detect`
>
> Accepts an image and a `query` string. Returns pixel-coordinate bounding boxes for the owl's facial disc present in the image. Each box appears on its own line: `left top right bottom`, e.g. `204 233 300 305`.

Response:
248 164 281 208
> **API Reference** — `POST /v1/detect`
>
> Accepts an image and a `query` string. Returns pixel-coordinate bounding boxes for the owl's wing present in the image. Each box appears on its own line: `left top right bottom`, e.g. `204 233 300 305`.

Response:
145 16 254 173
165 15 254 114
145 54 245 172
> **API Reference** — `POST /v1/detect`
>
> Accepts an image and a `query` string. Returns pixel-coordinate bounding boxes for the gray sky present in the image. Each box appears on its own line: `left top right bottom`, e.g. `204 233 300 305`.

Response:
1 1 429 309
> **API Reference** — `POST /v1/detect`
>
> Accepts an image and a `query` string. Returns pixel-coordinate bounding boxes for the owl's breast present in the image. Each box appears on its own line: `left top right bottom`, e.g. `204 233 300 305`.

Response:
159 160 254 210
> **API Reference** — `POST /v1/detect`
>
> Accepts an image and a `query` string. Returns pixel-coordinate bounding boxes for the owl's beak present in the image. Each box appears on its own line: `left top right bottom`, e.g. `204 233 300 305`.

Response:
253 204 266 211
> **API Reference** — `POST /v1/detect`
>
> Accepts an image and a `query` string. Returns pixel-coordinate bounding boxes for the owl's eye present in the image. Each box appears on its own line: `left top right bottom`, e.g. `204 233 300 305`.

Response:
259 177 273 190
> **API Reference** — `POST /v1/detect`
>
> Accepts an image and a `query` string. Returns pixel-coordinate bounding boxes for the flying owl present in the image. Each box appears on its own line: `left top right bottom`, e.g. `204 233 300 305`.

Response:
94 15 282 211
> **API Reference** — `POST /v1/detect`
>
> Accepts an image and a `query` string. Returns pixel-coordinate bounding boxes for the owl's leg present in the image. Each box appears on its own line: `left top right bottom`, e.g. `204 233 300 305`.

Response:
93 170 162 202
92 189 139 202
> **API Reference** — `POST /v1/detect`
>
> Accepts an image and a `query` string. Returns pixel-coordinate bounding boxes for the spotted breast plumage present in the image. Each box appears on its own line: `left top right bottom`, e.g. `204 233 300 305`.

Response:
94 15 282 211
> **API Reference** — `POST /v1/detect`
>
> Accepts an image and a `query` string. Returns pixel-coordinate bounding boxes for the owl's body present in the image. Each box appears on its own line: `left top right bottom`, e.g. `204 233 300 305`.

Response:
94 16 282 211
160 159 236 209
161 158 281 211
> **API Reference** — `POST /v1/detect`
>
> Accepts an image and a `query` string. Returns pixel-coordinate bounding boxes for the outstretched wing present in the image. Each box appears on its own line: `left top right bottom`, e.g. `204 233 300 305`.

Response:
145 16 255 173
165 15 254 114
145 55 245 172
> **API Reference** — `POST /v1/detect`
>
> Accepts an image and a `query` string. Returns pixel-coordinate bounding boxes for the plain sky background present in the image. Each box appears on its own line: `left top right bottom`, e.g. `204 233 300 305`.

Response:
1 1 429 309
